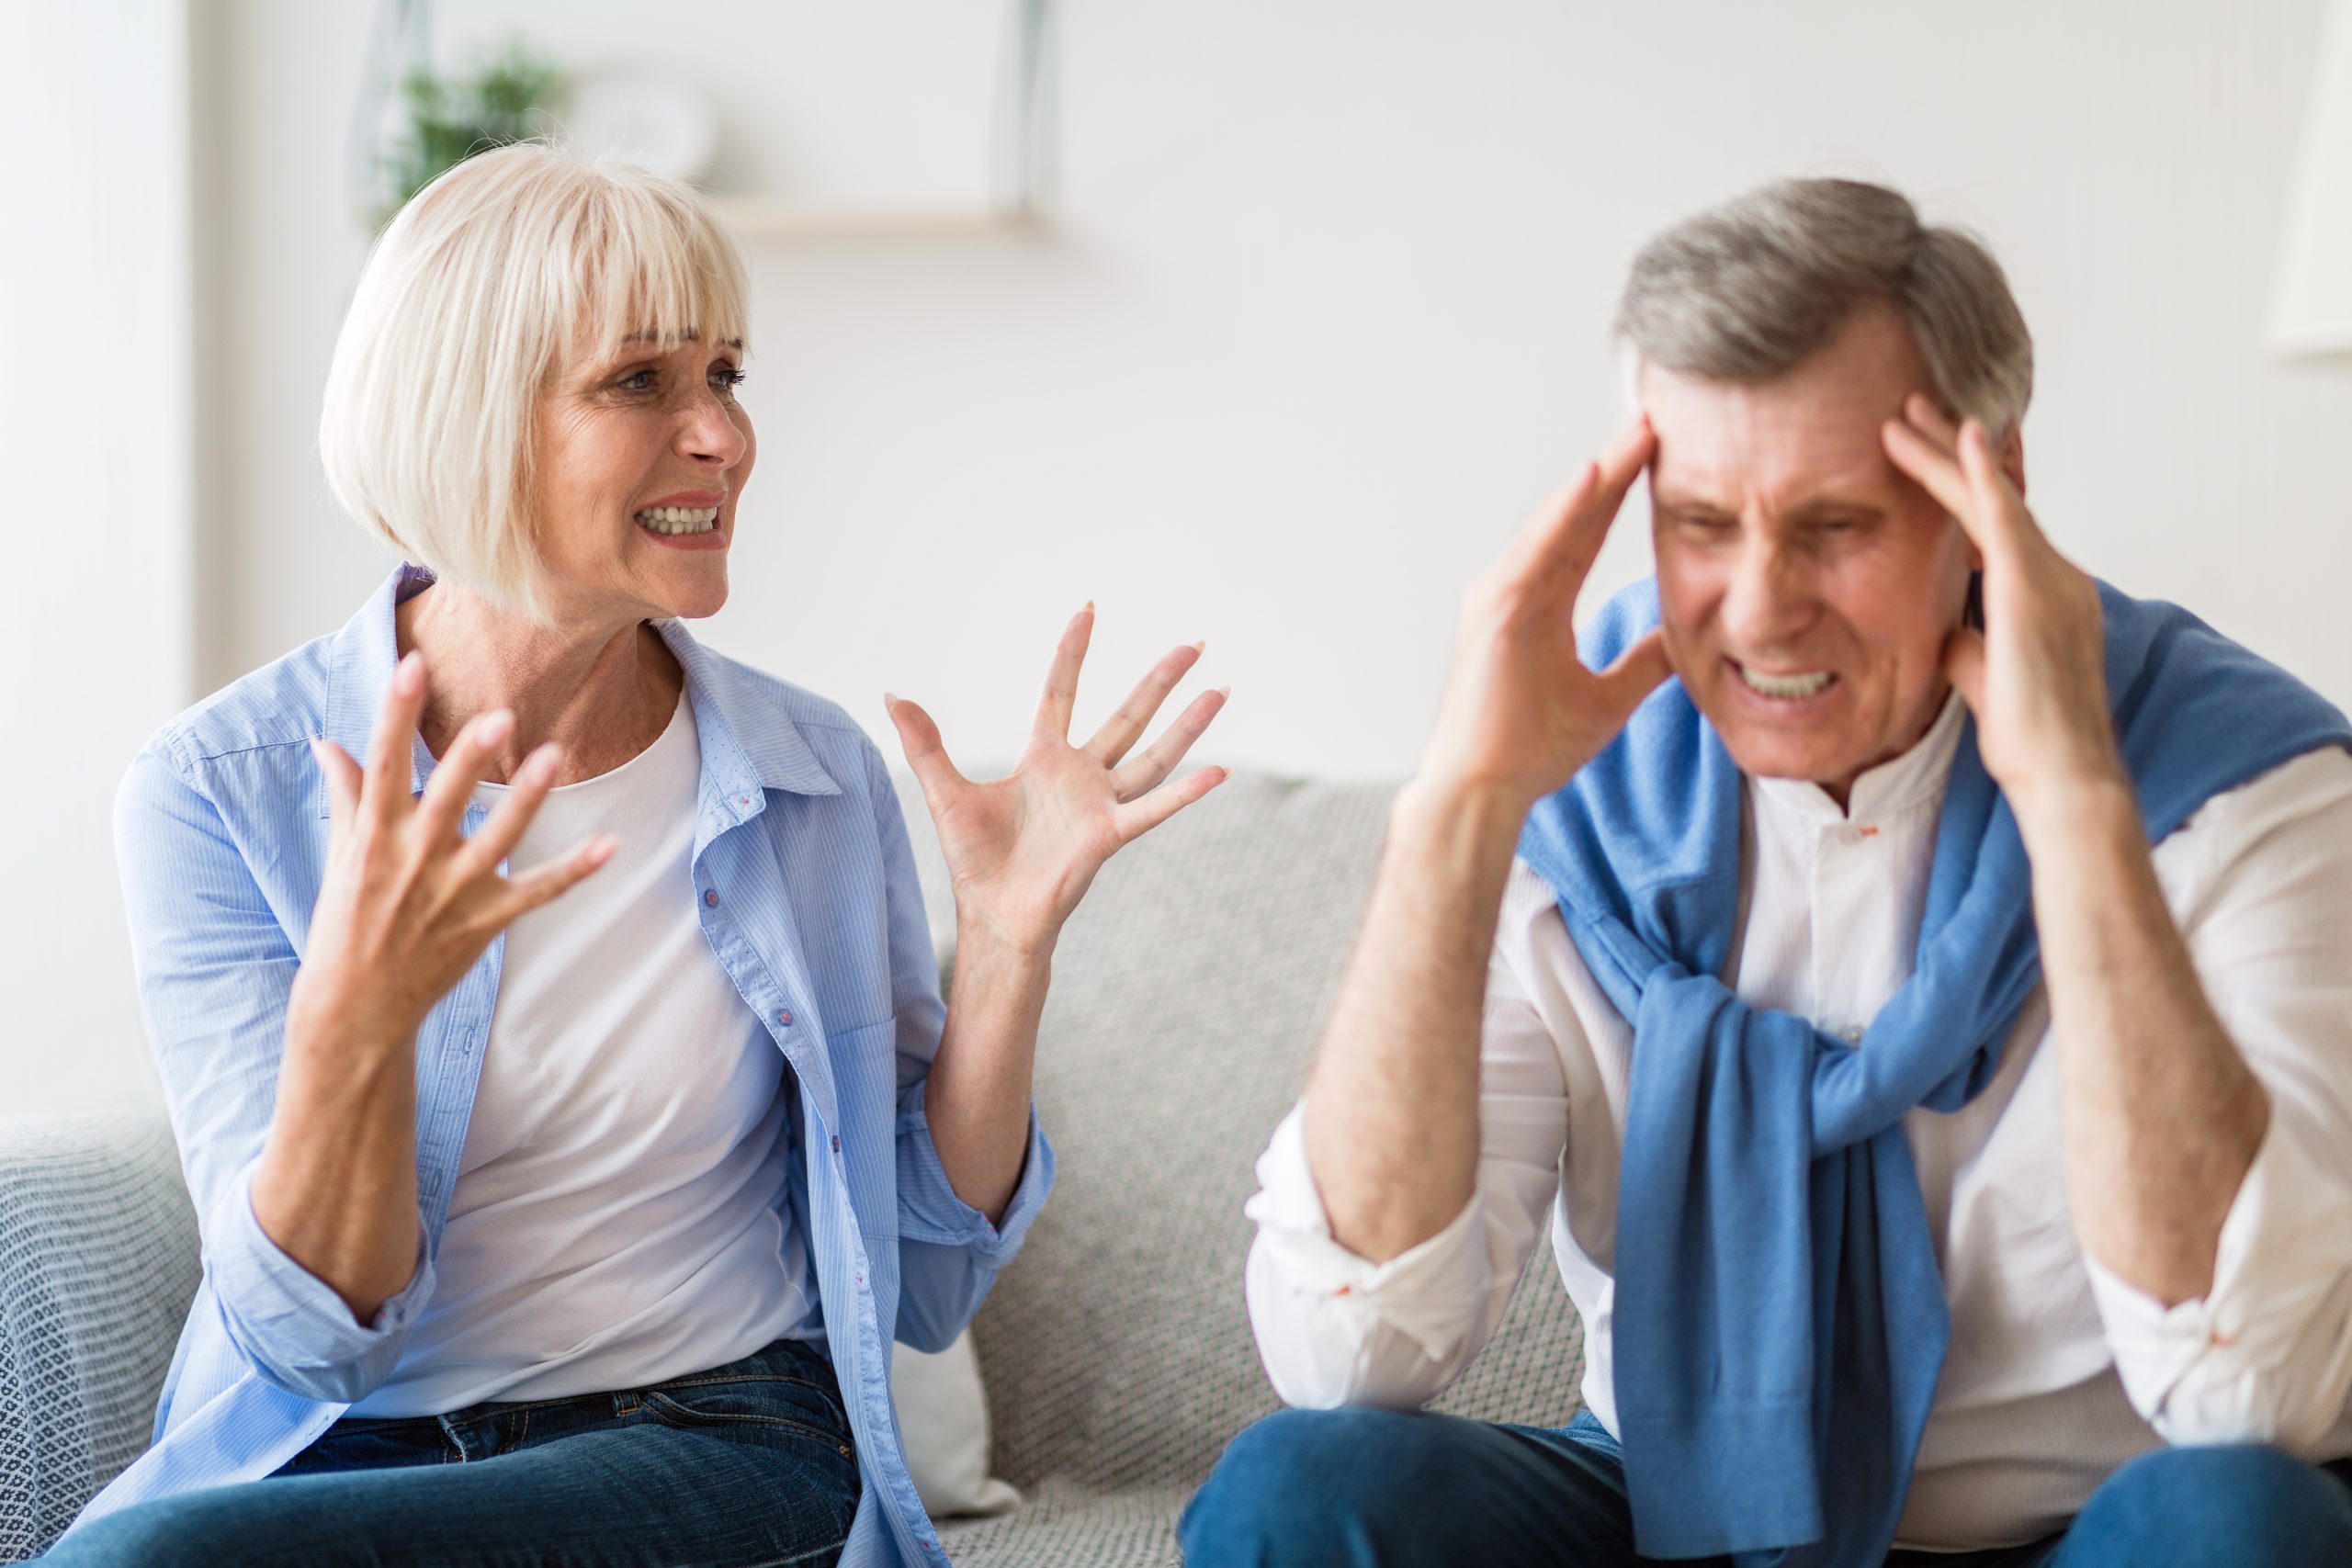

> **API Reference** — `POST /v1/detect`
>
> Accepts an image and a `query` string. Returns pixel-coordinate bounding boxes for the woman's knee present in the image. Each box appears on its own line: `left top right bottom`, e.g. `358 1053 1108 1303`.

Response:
1180 1406 1480 1564
2069 1443 2352 1566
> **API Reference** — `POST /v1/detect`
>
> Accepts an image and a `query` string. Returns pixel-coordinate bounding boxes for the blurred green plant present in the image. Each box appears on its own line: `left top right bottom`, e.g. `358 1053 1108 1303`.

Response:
377 40 559 224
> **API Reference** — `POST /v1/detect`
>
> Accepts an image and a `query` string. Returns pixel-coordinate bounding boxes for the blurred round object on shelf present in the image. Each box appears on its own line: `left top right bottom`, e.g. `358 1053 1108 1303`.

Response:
553 65 718 182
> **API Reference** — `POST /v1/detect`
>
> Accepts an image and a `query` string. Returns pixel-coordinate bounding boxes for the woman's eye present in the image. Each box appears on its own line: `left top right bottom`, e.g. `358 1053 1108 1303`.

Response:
618 368 658 392
711 366 747 392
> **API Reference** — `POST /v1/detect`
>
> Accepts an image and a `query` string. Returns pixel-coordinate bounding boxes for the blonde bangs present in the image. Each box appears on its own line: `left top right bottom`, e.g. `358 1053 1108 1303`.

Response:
319 141 751 625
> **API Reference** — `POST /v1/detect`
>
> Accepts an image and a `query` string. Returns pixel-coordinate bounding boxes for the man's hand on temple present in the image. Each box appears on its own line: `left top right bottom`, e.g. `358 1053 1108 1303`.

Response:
1418 416 1676 813
1886 392 2268 1306
1300 419 1671 1264
1882 394 2127 823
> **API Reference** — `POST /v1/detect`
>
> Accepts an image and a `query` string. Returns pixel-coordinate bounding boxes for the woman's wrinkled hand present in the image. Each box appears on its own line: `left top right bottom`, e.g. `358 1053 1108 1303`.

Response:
289 649 616 1058
886 611 1228 957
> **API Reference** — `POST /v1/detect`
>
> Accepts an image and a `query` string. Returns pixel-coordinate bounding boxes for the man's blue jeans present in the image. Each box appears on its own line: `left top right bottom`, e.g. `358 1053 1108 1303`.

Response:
40 1337 860 1567
1181 1406 2352 1566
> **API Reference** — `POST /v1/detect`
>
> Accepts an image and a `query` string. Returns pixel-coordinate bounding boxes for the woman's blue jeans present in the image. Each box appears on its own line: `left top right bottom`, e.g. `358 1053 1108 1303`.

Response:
41 1337 860 1567
1181 1406 2352 1566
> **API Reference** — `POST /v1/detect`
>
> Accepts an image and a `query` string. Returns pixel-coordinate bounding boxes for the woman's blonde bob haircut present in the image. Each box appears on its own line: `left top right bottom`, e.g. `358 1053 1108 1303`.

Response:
319 141 749 623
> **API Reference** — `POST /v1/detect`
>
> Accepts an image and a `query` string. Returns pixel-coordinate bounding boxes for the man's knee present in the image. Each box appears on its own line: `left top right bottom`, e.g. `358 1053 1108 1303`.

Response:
39 1493 242 1568
1182 1406 1466 1565
2070 1443 2352 1566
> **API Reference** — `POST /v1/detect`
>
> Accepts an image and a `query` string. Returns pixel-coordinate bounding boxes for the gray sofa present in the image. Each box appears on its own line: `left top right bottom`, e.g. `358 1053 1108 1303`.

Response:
0 771 1587 1564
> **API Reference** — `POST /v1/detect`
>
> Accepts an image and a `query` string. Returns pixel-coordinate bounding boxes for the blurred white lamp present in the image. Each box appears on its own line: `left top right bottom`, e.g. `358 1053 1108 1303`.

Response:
2273 0 2352 360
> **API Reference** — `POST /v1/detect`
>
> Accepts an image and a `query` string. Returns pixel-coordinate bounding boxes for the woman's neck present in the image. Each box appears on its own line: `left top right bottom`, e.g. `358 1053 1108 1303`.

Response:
394 580 684 786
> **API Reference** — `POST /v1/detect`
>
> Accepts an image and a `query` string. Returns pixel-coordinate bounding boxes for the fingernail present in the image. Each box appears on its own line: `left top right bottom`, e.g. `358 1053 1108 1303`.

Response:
883 691 899 707
1082 600 1095 615
1190 640 1207 655
481 709 514 745
1214 685 1231 700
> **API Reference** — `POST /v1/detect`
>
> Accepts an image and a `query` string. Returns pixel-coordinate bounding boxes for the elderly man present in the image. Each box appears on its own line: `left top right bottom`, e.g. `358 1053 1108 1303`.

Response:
1181 178 2352 1567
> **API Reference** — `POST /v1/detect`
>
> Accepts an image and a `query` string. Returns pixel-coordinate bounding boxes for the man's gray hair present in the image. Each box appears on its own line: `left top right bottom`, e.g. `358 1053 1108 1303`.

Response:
1616 177 2033 435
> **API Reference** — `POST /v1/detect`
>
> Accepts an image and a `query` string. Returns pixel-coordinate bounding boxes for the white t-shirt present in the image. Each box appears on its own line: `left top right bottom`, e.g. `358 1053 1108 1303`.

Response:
351 694 815 1416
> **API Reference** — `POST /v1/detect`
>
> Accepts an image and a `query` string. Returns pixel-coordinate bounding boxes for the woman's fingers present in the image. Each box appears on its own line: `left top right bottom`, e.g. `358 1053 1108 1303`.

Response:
361 650 429 826
1031 604 1094 742
1111 685 1228 800
884 693 969 810
493 831 619 924
459 743 564 874
1112 764 1228 845
1085 642 1204 765
309 737 364 835
414 708 514 846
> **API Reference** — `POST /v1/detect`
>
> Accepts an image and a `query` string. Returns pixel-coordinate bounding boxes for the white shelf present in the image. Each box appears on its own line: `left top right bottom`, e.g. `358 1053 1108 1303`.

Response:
704 197 1047 242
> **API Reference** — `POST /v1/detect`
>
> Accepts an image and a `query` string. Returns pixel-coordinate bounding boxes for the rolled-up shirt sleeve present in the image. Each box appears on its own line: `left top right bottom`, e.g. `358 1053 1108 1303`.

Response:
2086 746 2352 1450
114 742 429 1403
1243 946 1572 1411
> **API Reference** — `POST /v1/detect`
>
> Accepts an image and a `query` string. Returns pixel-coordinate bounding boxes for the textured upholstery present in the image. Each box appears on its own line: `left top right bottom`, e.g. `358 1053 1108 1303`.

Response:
0 771 1586 1565
0 1112 199 1561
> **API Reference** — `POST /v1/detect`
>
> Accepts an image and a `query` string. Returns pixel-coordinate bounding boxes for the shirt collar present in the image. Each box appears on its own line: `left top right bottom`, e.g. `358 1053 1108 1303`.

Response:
322 564 839 800
1747 688 1969 831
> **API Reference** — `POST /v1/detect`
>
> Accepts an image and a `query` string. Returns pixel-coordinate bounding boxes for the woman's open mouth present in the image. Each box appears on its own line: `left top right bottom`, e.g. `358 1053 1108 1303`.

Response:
634 505 719 536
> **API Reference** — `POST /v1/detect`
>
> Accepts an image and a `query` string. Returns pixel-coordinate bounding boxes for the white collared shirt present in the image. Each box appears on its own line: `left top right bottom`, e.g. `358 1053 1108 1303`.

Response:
1243 696 2352 1551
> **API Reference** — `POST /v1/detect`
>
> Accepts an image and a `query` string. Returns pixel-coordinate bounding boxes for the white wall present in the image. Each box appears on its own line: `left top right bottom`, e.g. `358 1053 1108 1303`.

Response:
195 1 2352 787
0 2 190 1115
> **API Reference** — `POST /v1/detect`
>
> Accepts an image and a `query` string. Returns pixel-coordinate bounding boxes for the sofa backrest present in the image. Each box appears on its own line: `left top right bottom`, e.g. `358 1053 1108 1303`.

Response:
891 770 1586 1496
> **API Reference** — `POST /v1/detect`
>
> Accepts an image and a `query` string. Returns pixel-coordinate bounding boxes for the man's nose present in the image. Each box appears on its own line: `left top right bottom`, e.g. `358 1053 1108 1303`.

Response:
1719 536 1815 652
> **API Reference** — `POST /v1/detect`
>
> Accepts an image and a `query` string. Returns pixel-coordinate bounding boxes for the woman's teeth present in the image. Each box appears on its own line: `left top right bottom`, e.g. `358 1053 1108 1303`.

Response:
635 506 719 536
1736 663 1836 699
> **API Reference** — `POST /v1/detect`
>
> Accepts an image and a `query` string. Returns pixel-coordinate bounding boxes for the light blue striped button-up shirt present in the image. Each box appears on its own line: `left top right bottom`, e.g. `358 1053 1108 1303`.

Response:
77 564 1054 1566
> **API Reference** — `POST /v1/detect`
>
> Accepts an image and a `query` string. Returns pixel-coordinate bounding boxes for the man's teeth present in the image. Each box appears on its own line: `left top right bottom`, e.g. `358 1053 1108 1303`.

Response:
1736 664 1836 699
635 506 720 535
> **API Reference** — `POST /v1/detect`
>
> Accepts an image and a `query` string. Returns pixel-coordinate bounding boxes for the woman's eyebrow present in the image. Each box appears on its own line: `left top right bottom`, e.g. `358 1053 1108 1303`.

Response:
618 330 747 349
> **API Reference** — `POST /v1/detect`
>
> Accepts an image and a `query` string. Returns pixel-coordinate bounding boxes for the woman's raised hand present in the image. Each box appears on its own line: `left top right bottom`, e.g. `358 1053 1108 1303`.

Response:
1418 416 1674 810
885 611 1228 956
288 649 616 1057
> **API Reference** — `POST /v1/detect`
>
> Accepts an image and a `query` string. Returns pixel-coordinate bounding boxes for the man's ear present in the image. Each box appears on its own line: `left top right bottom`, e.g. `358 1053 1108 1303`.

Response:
1999 424 2027 500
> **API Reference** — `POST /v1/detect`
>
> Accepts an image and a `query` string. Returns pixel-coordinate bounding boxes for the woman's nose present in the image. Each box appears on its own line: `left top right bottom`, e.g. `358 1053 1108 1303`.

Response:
678 393 747 468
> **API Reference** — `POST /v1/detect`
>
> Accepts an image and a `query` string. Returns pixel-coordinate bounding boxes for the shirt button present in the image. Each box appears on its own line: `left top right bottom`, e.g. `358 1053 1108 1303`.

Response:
1841 1025 1863 1043
778 1010 794 1026
703 889 718 908
831 1134 842 1152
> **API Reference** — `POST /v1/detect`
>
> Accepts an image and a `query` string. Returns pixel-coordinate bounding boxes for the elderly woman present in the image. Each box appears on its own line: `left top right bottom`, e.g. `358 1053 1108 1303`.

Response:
44 143 1225 1568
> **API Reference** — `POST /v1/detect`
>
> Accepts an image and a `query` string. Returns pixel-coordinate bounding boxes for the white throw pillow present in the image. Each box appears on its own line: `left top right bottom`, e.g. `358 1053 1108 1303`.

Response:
890 1329 1022 1517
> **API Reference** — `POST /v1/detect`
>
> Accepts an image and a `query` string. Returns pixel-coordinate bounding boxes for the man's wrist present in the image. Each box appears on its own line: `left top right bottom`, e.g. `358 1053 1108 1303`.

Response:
2009 766 2142 856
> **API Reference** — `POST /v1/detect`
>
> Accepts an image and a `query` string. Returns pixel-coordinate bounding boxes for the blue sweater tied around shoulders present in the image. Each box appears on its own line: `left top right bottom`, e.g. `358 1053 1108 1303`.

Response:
1516 577 2350 1565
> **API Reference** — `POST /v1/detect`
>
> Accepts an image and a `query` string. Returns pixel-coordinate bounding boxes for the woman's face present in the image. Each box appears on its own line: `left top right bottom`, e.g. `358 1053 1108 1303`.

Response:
529 330 756 626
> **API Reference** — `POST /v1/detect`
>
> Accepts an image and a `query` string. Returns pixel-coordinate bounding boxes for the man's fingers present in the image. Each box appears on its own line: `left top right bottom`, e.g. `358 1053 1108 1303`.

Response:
884 694 969 807
1112 765 1227 845
360 650 429 825
1956 419 2043 551
1882 409 1984 546
1084 642 1204 765
309 737 363 834
1595 628 1675 723
1112 686 1228 800
1942 626 1989 715
1031 604 1094 742
1512 416 1658 592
